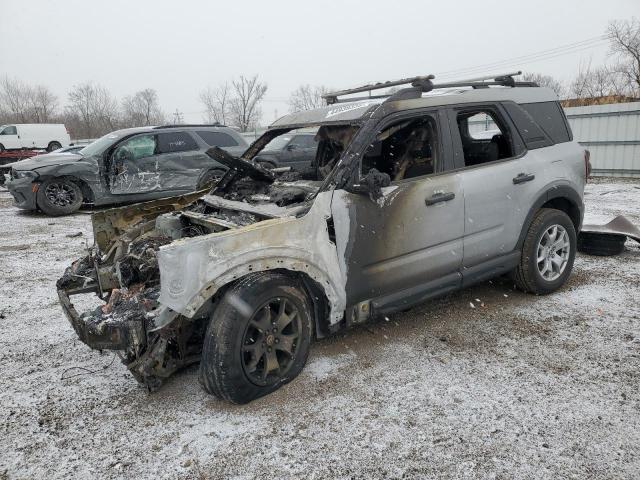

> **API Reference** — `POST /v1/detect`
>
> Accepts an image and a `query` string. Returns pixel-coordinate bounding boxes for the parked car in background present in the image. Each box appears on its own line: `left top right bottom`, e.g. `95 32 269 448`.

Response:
5 124 248 215
0 124 71 152
253 131 317 175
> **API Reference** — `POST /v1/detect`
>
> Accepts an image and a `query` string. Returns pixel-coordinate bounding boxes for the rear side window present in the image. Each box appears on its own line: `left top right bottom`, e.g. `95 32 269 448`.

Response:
502 102 553 150
196 130 239 147
157 132 199 153
520 102 571 144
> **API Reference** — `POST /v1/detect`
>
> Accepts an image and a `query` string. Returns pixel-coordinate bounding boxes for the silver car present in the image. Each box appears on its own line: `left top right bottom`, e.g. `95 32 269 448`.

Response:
59 73 588 403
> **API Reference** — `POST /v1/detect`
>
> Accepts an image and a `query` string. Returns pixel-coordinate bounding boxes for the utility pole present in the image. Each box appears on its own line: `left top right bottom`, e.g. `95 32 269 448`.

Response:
172 109 184 125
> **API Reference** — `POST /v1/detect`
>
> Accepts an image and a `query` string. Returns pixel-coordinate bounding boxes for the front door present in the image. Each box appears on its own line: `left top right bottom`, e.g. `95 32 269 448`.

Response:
331 110 464 310
108 133 162 194
0 125 20 149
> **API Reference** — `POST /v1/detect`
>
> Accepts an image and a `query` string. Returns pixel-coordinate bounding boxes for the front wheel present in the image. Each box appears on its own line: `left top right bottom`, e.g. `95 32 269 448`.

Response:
36 177 83 216
199 272 313 404
513 208 576 294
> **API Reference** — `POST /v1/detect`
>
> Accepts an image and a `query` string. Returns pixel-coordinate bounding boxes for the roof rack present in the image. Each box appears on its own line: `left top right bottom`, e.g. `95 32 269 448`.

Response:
152 123 226 129
322 71 536 104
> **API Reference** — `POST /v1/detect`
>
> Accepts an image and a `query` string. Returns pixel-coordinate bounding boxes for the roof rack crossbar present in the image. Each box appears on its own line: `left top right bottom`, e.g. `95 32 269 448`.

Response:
324 71 528 104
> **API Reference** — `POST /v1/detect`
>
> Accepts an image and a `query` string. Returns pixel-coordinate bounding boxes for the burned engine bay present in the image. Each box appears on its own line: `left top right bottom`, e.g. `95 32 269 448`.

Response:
57 134 348 390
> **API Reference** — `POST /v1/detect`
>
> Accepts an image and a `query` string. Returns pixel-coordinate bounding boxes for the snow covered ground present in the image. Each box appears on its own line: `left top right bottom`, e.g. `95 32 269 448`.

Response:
1 178 639 479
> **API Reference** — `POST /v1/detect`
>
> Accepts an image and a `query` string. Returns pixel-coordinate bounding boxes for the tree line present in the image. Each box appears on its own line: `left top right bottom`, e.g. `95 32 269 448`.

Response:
1 19 637 139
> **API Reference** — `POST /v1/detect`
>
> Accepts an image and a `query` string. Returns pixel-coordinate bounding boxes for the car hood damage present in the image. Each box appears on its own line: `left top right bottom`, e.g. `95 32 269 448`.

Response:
57 146 330 390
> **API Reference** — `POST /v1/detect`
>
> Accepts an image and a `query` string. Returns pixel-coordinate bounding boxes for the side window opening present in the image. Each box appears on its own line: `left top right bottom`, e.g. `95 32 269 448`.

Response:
361 115 438 182
113 134 157 162
157 132 199 154
456 110 514 167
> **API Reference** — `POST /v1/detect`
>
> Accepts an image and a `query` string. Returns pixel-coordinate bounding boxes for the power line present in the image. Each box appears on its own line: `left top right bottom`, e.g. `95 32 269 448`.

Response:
435 35 607 80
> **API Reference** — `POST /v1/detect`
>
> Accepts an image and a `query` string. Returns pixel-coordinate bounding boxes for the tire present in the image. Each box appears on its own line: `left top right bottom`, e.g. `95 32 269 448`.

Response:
197 169 226 190
199 272 313 404
36 177 83 216
47 141 62 152
513 208 577 295
577 232 626 256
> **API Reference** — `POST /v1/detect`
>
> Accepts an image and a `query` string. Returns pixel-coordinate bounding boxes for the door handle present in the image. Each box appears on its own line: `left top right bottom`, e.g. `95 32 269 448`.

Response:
513 173 535 184
425 191 455 206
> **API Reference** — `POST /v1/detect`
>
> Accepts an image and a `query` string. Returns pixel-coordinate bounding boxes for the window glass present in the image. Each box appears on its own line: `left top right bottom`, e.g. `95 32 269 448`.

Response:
456 109 515 167
114 134 157 161
1 126 17 135
520 102 571 144
264 135 293 151
196 130 239 147
293 135 317 148
157 132 199 153
362 115 438 181
503 103 553 150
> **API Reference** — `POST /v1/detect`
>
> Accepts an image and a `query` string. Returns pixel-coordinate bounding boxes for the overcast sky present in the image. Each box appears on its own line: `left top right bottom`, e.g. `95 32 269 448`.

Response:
1 0 637 125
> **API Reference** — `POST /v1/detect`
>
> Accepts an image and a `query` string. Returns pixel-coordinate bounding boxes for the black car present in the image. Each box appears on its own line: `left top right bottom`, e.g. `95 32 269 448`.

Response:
5 125 247 215
253 131 317 174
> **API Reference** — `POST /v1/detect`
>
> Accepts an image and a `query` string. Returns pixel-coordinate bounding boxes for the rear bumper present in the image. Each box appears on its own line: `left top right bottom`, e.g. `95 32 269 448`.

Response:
5 178 38 210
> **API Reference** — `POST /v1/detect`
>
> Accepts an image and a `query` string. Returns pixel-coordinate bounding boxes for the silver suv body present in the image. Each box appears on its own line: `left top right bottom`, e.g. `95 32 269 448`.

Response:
58 74 587 403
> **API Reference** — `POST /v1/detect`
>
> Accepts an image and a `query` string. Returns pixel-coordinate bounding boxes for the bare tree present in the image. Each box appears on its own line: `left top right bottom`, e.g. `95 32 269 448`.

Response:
28 85 59 123
288 84 328 112
570 61 627 99
607 18 640 96
521 72 567 98
66 82 119 138
229 75 267 132
0 76 32 122
122 88 165 127
199 83 230 124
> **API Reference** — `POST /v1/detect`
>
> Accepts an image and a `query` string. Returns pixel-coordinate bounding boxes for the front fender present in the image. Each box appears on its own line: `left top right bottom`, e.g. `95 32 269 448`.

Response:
157 191 346 324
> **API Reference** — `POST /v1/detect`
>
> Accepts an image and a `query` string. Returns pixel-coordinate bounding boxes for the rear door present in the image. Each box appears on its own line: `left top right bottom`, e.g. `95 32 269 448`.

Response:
332 109 464 311
448 104 545 271
154 131 202 191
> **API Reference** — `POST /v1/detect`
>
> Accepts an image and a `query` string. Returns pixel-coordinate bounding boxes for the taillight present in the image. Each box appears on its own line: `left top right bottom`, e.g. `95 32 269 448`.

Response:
584 149 591 182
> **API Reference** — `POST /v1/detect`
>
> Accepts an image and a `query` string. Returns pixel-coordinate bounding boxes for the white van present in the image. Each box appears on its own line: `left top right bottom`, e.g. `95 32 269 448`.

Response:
0 124 71 152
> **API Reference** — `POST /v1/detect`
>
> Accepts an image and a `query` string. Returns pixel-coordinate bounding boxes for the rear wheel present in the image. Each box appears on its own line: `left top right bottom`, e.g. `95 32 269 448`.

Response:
513 208 576 294
36 177 83 216
47 141 62 152
199 272 313 404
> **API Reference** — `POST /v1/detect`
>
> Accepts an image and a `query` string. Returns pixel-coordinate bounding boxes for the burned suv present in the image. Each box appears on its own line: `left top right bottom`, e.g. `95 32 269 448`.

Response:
58 73 587 404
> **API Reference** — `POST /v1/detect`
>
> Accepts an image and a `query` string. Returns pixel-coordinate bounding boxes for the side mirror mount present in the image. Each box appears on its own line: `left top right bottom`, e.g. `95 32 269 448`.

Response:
346 168 391 202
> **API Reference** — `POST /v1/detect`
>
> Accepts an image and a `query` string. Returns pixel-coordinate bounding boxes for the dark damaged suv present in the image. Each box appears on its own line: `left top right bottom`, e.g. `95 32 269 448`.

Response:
58 73 588 404
5 124 247 215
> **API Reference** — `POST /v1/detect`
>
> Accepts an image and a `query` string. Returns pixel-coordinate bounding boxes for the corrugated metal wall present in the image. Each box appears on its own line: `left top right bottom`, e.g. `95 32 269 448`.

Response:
565 102 640 178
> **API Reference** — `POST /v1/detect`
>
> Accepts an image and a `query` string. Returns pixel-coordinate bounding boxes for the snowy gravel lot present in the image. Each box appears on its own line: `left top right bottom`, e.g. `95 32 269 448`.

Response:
1 178 639 479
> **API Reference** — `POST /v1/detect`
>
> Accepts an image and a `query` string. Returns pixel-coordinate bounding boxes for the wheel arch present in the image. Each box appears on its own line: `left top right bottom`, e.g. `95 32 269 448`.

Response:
38 174 95 204
159 249 346 336
516 184 584 249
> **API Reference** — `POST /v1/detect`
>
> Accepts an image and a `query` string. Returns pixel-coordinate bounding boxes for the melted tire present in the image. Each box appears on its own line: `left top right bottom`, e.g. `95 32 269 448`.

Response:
199 272 313 404
513 208 576 295
36 177 83 216
577 232 626 256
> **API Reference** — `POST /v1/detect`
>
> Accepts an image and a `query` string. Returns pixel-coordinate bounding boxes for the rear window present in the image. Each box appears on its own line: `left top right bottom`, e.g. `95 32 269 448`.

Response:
502 102 553 150
520 102 571 144
196 130 239 147
157 132 199 153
